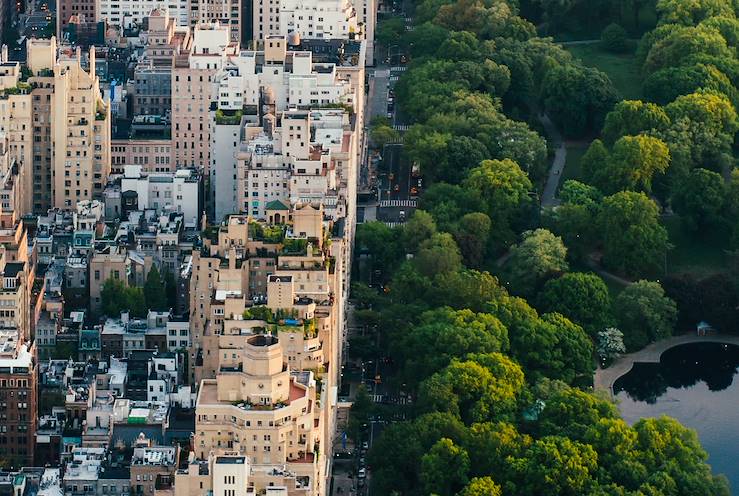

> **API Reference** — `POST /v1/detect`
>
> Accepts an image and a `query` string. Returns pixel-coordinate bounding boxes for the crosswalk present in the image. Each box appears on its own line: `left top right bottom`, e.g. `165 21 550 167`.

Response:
391 66 407 72
389 75 399 82
380 199 417 208
393 124 409 131
373 394 411 405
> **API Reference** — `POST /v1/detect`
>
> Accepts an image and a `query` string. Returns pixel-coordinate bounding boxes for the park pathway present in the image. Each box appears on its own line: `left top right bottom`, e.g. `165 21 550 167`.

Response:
594 332 739 397
539 113 566 207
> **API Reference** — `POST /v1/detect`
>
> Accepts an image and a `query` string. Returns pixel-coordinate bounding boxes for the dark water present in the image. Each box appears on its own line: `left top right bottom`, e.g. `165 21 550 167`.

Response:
614 342 739 493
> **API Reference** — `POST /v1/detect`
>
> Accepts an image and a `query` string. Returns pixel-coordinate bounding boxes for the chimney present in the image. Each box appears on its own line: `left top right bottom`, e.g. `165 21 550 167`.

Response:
0 45 7 63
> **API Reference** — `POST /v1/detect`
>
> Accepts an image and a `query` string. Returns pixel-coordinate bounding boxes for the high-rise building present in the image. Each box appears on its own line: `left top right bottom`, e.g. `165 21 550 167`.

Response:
171 23 237 171
188 0 242 44
0 38 111 213
0 236 36 467
194 334 326 495
50 47 112 209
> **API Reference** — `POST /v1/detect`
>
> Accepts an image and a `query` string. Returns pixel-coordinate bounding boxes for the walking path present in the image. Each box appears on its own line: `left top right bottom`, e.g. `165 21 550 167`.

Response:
594 332 739 397
539 113 566 207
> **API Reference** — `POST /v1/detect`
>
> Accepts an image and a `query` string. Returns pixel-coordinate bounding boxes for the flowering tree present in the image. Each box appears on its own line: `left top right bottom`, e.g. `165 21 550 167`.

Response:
597 327 626 363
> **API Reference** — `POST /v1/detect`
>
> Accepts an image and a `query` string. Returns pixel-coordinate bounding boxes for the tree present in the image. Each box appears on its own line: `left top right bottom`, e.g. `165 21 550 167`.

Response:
541 63 620 138
401 210 437 253
559 180 603 208
162 268 178 309
428 270 507 312
581 139 611 185
370 124 400 148
521 436 598 496
655 0 735 26
376 16 405 48
504 229 568 296
644 26 732 74
643 64 738 106
348 385 373 443
417 354 525 424
101 277 127 317
538 272 612 336
144 265 168 311
355 221 402 281
463 158 533 224
395 308 509 385
413 233 463 277
602 100 671 144
601 23 629 53
458 477 502 496
601 135 671 194
541 313 595 383
544 203 598 260
597 327 627 362
671 168 726 230
454 212 492 268
614 280 677 350
597 191 670 276
420 438 470 496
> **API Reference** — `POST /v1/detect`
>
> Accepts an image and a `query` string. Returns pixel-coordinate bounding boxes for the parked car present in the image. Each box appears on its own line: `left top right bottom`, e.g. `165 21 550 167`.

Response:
358 468 367 479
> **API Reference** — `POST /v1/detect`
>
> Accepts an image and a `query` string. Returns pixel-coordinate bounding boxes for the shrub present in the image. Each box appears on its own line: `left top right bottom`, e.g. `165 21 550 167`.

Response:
601 23 629 53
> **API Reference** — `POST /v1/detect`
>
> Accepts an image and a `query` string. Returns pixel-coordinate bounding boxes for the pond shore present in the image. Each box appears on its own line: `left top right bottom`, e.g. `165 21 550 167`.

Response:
594 332 739 397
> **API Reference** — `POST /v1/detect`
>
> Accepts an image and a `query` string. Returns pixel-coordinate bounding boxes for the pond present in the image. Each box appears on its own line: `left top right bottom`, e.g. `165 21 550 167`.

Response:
614 342 739 493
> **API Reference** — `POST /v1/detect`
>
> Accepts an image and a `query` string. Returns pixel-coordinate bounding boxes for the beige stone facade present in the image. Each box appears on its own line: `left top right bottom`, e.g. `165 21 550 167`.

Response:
194 334 324 495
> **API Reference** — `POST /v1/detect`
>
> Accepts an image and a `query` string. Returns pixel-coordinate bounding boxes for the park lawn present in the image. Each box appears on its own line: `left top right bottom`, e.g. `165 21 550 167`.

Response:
558 142 589 192
662 215 729 278
566 44 643 100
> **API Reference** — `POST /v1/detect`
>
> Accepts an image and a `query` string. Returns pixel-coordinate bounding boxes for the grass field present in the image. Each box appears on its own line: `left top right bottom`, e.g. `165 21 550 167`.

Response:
662 215 729 277
557 142 589 192
566 44 643 101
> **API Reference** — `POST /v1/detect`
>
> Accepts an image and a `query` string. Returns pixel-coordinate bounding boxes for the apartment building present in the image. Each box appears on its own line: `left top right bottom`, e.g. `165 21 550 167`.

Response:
175 452 294 496
235 109 346 220
97 1 190 30
172 23 237 170
194 334 324 495
2 38 112 212
111 139 173 174
120 165 203 226
0 336 37 467
58 0 96 37
188 0 242 43
51 47 111 209
130 443 179 496
279 0 358 40
0 50 34 216
250 0 373 63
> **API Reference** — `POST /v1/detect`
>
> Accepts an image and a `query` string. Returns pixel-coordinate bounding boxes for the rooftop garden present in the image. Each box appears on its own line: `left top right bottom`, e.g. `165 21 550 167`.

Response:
242 306 318 338
249 222 285 243
215 108 244 125
282 238 309 255
0 82 32 97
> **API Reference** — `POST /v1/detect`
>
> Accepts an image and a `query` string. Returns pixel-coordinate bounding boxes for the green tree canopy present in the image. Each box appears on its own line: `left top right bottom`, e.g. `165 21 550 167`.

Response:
541 63 620 138
454 212 492 268
597 191 670 276
144 265 168 311
395 307 509 385
420 438 470 496
401 210 438 253
614 280 678 350
602 100 671 143
503 229 568 296
538 272 612 336
414 232 463 277
671 167 726 230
